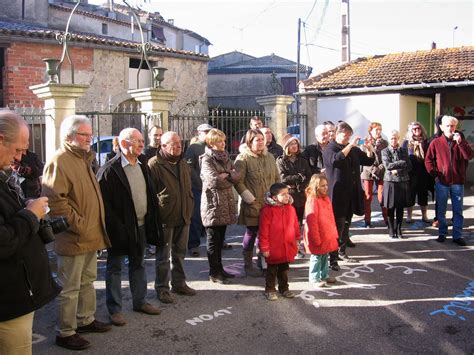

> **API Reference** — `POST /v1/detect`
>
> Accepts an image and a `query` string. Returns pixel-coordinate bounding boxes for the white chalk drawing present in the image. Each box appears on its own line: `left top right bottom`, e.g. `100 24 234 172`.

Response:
430 281 474 321
32 333 46 345
296 262 427 305
186 307 233 326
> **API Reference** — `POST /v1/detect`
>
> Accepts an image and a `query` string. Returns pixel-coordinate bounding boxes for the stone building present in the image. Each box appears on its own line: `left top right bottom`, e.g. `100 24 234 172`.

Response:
0 0 210 132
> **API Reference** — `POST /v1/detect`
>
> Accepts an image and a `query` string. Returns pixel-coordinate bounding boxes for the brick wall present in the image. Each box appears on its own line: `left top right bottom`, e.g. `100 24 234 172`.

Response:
3 42 93 107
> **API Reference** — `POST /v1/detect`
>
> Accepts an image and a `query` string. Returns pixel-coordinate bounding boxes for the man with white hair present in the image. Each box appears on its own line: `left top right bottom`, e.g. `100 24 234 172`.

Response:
149 131 196 304
425 115 473 246
97 128 163 327
303 124 329 175
42 115 111 350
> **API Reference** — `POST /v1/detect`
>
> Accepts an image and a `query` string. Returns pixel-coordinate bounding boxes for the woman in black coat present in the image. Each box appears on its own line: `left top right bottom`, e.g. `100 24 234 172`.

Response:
323 122 375 270
382 130 412 239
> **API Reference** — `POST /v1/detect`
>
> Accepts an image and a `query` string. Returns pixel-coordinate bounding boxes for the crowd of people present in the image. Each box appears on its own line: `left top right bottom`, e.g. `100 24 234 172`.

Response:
0 110 472 353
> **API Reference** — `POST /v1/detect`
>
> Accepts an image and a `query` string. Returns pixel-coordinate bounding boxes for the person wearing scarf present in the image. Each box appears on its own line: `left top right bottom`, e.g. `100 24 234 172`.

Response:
402 122 433 223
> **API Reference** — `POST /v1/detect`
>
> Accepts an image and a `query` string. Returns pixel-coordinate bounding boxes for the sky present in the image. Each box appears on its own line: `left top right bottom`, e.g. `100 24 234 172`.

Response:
90 0 474 75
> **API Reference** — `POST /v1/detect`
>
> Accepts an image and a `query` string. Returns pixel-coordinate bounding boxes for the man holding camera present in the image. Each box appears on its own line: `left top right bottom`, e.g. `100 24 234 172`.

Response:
42 115 111 351
97 128 163 326
425 115 473 246
0 111 61 354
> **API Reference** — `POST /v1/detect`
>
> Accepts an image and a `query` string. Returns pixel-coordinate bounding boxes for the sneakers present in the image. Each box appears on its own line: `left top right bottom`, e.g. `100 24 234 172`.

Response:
171 284 197 296
110 313 127 326
56 334 91 350
210 275 231 284
295 250 306 259
330 263 340 271
338 253 358 263
76 320 112 334
134 303 161 315
221 269 235 279
281 290 295 298
346 239 356 248
312 281 329 288
453 238 467 246
265 292 278 301
436 236 446 243
157 290 175 304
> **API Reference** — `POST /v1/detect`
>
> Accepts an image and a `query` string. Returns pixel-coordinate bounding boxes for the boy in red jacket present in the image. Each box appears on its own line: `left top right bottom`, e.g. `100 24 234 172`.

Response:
259 183 301 301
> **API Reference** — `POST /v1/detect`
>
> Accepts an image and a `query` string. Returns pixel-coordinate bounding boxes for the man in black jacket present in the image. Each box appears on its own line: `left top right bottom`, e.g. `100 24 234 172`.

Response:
0 111 61 354
97 128 163 327
323 122 375 271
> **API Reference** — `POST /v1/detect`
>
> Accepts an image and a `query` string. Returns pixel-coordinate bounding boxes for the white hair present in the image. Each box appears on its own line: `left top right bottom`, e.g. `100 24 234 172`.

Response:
161 131 179 145
314 124 327 138
60 115 91 143
119 127 138 143
390 129 400 137
441 115 458 126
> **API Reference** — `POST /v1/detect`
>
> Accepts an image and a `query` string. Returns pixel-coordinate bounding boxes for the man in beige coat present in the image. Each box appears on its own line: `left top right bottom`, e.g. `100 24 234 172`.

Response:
42 115 111 351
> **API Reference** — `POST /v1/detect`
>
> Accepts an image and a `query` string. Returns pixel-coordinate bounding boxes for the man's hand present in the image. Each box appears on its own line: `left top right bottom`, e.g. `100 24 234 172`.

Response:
25 197 49 220
453 132 462 144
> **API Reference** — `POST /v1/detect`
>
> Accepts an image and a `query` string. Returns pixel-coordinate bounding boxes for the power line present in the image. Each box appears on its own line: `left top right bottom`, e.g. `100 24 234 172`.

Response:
304 0 318 23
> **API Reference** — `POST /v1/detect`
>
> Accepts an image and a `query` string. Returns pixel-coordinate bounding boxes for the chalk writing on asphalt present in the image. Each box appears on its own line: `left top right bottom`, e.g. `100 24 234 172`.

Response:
32 333 46 345
186 307 233 326
296 262 427 307
430 281 474 321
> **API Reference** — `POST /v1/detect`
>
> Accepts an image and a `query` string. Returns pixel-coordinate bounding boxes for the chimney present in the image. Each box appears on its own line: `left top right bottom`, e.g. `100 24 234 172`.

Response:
168 19 174 25
431 41 437 50
107 0 114 11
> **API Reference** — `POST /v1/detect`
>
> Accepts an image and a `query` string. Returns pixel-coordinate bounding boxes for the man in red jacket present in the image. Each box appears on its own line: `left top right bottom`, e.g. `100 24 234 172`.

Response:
425 115 473 246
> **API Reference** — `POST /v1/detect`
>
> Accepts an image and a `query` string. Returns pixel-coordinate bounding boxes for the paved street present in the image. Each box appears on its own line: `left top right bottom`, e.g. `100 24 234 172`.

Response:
33 190 474 354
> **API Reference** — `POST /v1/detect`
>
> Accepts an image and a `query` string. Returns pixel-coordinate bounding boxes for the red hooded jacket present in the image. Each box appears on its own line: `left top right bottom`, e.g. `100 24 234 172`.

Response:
304 195 339 255
258 197 300 265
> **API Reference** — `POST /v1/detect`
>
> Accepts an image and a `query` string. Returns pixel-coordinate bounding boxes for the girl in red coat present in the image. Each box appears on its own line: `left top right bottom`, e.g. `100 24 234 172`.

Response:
259 183 300 301
304 174 339 287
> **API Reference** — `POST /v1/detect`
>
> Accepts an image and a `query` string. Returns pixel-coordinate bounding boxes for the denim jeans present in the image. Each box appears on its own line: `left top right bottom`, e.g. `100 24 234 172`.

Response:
188 188 204 250
309 254 329 283
435 182 464 239
106 225 147 315
155 225 189 292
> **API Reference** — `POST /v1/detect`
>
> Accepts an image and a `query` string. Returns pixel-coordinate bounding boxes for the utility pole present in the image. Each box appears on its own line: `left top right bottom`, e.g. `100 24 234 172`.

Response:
341 0 351 63
296 17 301 116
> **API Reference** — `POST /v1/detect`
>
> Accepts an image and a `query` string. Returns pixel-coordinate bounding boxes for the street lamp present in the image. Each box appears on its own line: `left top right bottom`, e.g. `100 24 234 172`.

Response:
453 26 458 47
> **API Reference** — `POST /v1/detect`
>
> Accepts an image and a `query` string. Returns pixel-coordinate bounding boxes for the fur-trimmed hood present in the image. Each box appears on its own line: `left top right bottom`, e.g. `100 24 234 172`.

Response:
238 143 269 157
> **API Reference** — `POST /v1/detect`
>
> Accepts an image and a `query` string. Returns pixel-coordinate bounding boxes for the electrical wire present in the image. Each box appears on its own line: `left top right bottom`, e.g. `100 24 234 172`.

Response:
304 0 318 23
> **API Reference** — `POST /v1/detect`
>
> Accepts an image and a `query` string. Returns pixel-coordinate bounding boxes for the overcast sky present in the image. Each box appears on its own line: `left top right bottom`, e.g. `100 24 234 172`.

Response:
90 0 474 75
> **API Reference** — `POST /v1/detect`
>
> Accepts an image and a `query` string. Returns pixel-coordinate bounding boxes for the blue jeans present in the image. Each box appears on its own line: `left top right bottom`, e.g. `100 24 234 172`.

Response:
106 226 147 315
309 254 329 283
435 182 464 239
188 188 204 250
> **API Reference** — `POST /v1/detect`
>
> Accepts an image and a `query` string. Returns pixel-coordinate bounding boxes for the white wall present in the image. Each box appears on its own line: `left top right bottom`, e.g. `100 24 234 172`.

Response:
317 94 400 138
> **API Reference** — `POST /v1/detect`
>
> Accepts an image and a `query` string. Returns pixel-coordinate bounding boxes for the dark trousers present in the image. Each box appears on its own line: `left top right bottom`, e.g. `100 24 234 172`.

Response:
205 225 227 277
387 207 404 237
265 263 289 293
188 188 204 250
330 214 352 265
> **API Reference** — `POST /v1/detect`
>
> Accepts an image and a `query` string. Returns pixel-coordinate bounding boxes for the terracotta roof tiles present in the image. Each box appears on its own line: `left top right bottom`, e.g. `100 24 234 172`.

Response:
302 47 474 91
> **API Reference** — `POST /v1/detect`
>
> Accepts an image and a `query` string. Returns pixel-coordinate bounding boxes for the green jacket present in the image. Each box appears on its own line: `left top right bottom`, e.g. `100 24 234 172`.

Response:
234 146 280 226
148 154 194 227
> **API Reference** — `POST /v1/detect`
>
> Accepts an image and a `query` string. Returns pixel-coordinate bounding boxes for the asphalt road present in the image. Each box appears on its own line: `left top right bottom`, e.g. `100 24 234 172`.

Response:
32 194 474 354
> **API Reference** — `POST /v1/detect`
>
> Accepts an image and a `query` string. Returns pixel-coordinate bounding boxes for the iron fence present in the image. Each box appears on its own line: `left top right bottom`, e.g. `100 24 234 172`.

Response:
18 108 48 163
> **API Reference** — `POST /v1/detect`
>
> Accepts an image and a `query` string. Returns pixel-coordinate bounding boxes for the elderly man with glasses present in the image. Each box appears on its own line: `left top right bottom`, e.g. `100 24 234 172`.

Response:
42 115 112 351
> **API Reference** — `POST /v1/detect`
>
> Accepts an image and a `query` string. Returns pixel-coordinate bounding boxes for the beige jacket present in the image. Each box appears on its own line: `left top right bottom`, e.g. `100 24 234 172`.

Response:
42 142 110 256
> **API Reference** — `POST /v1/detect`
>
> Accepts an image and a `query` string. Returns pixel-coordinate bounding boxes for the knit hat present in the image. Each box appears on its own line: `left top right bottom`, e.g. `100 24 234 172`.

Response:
281 133 299 152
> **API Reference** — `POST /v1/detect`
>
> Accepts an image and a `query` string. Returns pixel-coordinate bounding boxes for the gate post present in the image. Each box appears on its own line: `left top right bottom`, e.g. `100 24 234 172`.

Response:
256 95 294 144
29 83 89 162
128 88 177 132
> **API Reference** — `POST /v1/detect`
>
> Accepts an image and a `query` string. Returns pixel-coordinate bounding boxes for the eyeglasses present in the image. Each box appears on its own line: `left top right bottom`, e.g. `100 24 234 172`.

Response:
76 132 94 138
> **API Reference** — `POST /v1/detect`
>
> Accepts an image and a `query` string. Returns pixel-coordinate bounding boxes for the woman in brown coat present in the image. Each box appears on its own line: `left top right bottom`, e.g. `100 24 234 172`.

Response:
200 129 239 284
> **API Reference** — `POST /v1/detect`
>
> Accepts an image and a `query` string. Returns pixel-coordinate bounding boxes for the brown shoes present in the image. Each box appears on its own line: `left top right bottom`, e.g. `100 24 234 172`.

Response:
76 319 112 334
134 303 161 315
171 284 197 296
56 334 91 351
157 289 176 304
110 313 127 326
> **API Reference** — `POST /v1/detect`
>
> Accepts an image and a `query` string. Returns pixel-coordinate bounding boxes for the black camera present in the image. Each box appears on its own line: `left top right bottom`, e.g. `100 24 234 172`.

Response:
38 215 69 244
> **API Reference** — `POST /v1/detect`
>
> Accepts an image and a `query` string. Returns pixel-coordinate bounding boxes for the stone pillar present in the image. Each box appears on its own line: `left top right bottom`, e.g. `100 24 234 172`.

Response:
127 88 177 131
256 95 295 144
29 83 89 162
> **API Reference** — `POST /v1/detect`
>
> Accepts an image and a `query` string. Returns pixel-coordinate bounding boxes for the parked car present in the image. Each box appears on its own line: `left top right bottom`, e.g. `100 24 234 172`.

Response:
287 124 300 141
91 136 114 166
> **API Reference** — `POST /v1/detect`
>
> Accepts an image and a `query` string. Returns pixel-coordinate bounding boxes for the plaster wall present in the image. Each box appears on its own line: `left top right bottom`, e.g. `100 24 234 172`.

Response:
399 95 432 138
316 94 401 139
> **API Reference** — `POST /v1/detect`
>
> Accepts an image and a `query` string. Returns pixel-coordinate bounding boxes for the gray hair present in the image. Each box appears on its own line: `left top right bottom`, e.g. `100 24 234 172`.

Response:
0 110 25 143
390 129 400 137
314 124 327 138
119 127 138 143
60 115 92 143
161 131 179 145
441 115 458 126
